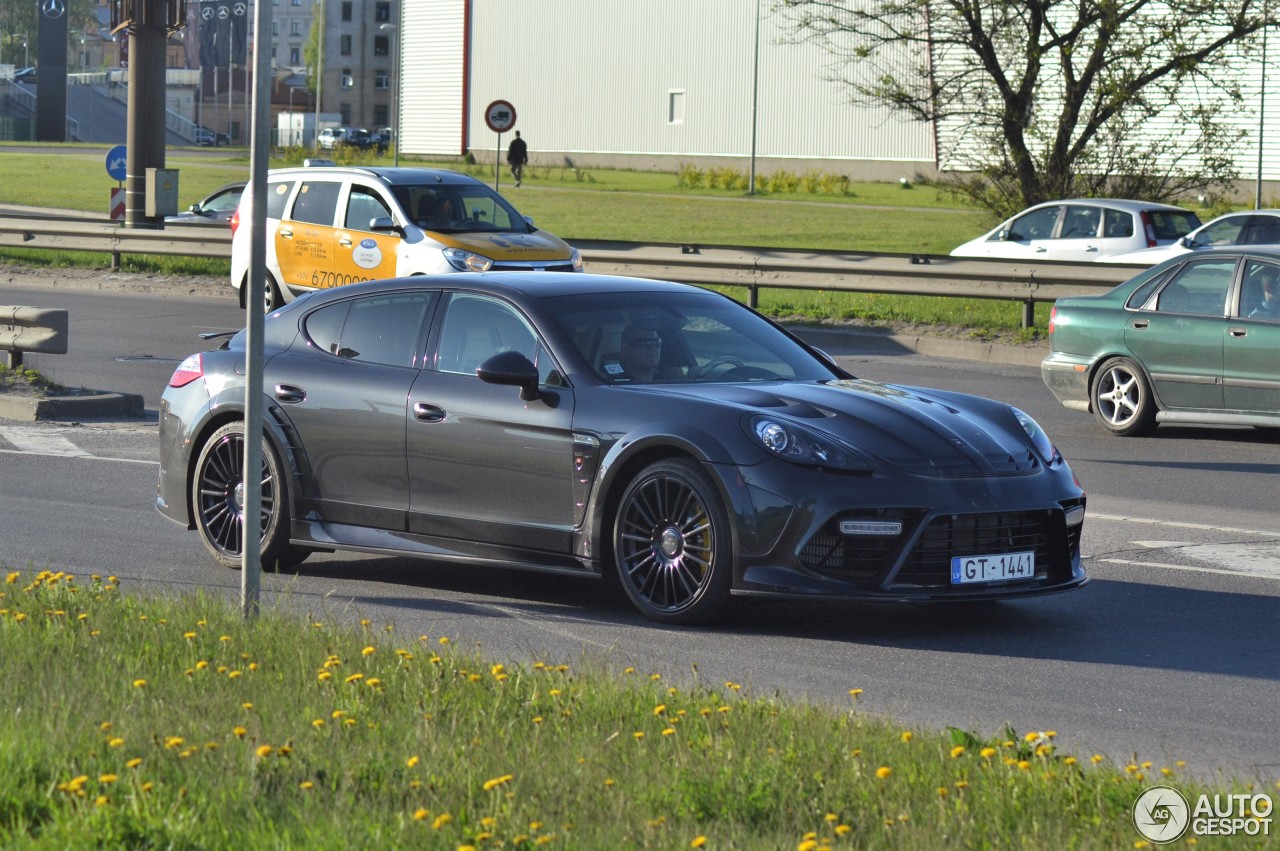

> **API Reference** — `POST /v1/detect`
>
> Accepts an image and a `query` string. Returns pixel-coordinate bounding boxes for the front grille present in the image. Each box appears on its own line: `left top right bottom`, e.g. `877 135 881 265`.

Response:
798 510 917 585
890 448 1039 478
893 510 1065 590
491 261 579 272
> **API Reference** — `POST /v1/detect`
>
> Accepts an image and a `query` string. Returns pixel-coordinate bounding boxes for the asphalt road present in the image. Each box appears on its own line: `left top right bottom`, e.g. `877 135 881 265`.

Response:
0 275 1276 786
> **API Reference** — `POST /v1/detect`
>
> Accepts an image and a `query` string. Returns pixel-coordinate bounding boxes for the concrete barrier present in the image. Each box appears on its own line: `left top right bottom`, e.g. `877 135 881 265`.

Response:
0 306 69 368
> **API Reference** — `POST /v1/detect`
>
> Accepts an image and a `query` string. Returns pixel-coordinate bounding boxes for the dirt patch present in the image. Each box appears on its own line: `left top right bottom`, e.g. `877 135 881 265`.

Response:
0 262 231 299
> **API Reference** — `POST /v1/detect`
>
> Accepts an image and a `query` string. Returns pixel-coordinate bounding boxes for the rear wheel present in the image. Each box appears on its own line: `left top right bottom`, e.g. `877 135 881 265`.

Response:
613 458 733 624
1092 357 1157 436
191 422 309 571
238 274 284 313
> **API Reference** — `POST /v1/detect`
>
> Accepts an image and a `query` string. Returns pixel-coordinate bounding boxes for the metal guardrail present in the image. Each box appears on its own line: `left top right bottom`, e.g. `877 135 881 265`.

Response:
0 216 1144 327
0 305 68 368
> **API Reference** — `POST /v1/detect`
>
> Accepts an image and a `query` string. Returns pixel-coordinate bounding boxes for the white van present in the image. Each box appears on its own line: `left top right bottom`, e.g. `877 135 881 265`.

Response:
229 162 582 309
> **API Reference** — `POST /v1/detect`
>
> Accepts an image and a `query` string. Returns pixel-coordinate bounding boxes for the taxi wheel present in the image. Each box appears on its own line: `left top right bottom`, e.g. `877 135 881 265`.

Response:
238 275 284 312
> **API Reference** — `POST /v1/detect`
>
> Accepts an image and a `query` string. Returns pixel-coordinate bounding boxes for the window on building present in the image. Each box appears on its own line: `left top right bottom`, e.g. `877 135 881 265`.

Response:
341 105 352 124
374 35 389 57
374 71 389 90
340 35 352 55
341 2 353 21
290 19 301 36
272 21 278 35
376 2 391 22
341 69 353 89
290 47 300 64
668 90 685 125
374 105 389 126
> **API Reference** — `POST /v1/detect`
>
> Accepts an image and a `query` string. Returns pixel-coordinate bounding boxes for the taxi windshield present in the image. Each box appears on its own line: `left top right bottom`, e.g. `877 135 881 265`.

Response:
394 185 532 235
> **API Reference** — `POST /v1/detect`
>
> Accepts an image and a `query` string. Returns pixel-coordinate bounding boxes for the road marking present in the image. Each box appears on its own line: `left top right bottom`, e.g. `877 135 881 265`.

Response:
0 448 157 466
0 426 92 457
1100 558 1280 581
1090 512 1277 538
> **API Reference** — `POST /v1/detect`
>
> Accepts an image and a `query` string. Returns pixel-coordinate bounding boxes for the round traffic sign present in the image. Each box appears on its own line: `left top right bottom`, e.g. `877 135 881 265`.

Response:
105 145 127 182
485 100 516 133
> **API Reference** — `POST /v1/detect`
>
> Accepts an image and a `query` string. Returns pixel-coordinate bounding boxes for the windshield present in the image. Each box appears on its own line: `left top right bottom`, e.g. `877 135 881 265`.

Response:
542 290 841 384
393 184 532 235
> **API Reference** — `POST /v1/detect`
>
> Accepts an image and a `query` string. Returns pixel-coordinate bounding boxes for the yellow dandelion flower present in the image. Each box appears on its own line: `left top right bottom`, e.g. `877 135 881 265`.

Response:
407 756 420 767
633 731 645 740
624 667 636 674
799 841 818 851
141 781 154 793
255 745 273 758
650 673 661 681
362 646 375 656
126 758 142 769
164 737 184 749
219 635 231 643
132 679 147 689
491 663 505 676
717 706 731 714
183 631 196 639
5 572 18 584
662 728 676 736
691 837 707 848
228 670 242 679
955 780 969 789
875 766 892 779
604 778 615 787
318 672 332 682
980 747 997 759
937 786 949 797
1141 761 1152 769
99 774 118 784
438 636 450 645
107 737 124 748
1065 756 1078 766
312 719 325 729
360 619 371 628
482 774 514 791
480 817 496 828
1160 767 1173 776
95 795 109 807
1091 754 1104 764
233 726 247 738
654 704 667 716
950 746 966 758
432 813 453 829
1017 760 1032 770
549 688 561 696
195 660 209 670
530 821 544 831
344 673 364 684
408 780 421 789
532 716 544 724
848 688 863 697
835 824 852 836
366 677 382 688
412 808 429 820
1024 731 1043 743
900 731 913 743
300 781 314 791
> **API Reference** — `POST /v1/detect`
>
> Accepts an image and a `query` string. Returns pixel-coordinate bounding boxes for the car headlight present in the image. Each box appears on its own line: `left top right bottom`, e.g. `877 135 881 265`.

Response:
1011 407 1059 463
443 247 494 272
570 247 584 272
745 415 868 471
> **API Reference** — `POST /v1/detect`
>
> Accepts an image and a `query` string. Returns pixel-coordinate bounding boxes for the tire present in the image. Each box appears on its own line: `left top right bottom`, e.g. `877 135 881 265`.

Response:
239 274 283 313
1092 357 1157 436
613 458 733 624
191 422 309 571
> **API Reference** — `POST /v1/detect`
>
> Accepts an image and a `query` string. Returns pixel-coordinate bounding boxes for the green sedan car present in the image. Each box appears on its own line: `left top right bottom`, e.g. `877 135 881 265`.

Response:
1042 248 1280 436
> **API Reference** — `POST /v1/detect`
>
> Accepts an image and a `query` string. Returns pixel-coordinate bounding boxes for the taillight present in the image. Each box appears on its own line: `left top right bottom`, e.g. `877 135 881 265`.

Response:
230 209 240 234
1047 305 1057 335
168 353 204 388
1140 211 1157 247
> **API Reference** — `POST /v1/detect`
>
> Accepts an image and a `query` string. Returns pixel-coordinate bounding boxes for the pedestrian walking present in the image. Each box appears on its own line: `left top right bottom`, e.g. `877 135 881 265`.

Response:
507 131 528 187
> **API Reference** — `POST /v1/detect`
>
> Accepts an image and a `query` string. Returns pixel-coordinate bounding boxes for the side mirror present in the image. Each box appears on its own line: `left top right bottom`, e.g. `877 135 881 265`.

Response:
189 204 202 213
1180 235 1194 248
369 215 397 232
477 350 541 401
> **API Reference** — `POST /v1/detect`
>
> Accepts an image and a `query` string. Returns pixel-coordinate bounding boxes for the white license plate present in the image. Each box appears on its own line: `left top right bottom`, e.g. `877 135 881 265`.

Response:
950 551 1036 585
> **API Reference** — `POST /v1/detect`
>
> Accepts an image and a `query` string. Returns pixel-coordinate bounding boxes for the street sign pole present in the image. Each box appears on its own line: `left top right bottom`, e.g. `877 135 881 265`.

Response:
484 100 517 193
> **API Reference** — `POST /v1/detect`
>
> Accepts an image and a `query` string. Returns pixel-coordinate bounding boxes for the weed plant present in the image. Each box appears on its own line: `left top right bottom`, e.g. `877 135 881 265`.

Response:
0 570 1270 849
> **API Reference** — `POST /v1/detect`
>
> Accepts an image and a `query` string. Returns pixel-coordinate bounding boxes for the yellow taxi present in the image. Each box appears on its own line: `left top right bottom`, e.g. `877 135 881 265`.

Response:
229 161 582 308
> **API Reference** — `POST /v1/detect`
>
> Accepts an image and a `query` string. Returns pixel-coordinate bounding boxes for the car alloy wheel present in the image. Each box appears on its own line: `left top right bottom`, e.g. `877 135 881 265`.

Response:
614 458 732 624
1092 356 1156 436
191 422 307 571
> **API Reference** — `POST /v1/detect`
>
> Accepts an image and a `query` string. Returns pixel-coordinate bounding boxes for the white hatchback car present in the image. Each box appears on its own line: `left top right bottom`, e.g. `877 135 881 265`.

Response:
1101 209 1280 265
950 199 1201 262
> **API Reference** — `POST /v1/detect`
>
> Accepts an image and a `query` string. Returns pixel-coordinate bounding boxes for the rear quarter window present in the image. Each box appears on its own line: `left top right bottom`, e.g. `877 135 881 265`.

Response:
265 181 296 219
1147 210 1201 240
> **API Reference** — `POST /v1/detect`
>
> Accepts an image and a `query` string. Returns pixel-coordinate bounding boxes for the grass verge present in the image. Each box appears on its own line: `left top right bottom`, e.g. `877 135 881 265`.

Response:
1 569 1270 849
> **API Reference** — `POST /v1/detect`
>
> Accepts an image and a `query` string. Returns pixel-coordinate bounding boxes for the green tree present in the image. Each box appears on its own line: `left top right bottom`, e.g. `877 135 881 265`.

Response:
776 0 1274 217
302 2 323 95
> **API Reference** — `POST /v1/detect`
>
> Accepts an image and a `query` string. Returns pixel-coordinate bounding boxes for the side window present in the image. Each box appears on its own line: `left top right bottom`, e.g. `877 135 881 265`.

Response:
434 294 548 378
265 180 296 219
1240 261 1280 320
1006 206 1059 241
1155 259 1235 316
1191 217 1246 248
1059 206 1101 239
1244 215 1280 245
290 181 342 226
1102 209 1134 239
344 186 392 231
303 293 432 368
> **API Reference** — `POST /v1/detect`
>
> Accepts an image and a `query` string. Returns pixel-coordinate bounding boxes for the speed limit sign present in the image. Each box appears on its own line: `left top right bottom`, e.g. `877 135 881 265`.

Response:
485 100 517 133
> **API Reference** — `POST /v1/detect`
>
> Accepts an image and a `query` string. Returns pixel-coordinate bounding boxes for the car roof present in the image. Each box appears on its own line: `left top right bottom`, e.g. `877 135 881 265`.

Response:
266 164 482 187
287 272 701 306
1026 198 1194 213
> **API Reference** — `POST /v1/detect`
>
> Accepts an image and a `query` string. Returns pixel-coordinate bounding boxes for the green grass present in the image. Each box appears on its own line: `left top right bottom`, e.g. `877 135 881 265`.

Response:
2 569 1268 849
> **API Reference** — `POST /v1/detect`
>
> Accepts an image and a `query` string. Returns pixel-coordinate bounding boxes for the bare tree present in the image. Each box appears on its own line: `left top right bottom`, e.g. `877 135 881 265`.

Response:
776 1 1273 217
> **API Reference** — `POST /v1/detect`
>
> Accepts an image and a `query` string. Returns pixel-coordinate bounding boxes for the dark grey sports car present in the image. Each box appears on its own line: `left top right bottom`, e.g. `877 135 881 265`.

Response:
157 273 1087 624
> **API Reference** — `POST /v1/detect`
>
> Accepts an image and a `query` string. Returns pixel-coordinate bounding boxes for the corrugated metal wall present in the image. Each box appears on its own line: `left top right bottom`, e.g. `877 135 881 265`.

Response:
400 0 934 167
400 0 468 156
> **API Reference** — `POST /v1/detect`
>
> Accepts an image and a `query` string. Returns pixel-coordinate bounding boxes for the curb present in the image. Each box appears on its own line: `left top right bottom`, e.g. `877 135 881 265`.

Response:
789 325 1047 368
0 391 145 422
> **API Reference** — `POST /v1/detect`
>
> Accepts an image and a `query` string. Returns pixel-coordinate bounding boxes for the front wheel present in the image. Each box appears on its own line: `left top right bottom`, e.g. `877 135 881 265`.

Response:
613 458 733 624
1092 357 1157 436
191 422 309 571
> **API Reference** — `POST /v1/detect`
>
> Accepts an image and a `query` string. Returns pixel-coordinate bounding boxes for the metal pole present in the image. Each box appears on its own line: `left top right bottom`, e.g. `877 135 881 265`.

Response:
394 2 401 167
313 0 324 151
748 0 761 195
495 131 501 192
1257 13 1268 210
242 0 276 620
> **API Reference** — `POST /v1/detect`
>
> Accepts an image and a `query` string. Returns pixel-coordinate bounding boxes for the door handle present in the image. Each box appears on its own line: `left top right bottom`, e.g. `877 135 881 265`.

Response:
413 402 445 423
1229 327 1248 337
274 384 306 403
1035 246 1047 253
1084 245 1098 252
1131 320 1148 329
279 227 293 239
338 237 353 247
